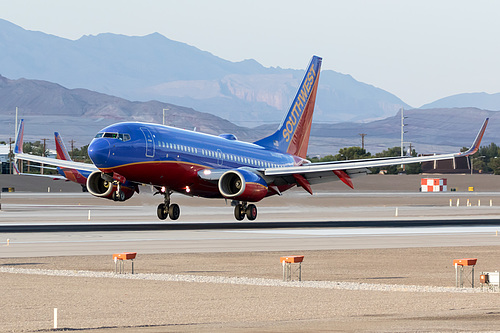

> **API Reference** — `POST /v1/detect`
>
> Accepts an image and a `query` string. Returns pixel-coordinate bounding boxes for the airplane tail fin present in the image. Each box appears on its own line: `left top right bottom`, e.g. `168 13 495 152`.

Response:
54 132 72 161
12 161 21 175
254 55 322 158
13 119 24 154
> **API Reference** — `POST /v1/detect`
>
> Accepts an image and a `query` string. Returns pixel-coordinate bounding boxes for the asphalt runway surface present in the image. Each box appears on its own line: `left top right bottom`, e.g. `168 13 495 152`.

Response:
2 190 500 257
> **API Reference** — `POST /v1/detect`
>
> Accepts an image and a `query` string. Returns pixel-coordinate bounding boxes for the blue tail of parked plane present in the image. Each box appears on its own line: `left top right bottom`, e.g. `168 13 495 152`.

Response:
254 55 322 158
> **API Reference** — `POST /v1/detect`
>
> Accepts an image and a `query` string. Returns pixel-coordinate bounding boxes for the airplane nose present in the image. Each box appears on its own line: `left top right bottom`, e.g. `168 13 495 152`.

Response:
88 139 110 167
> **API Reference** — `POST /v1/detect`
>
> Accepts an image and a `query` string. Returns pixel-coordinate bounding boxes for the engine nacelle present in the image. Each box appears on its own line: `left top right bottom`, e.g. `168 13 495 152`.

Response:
218 169 268 202
86 171 135 201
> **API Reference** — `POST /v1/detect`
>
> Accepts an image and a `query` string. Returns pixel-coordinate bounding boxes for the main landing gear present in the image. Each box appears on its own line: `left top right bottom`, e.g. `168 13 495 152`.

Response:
233 201 257 221
112 183 125 201
156 189 180 220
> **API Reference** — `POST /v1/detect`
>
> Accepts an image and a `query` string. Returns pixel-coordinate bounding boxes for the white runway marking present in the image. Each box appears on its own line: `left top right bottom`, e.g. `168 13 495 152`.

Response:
227 226 500 236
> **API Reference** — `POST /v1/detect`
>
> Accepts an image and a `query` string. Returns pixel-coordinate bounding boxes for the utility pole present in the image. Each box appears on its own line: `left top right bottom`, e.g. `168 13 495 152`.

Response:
400 108 408 169
41 138 49 175
69 139 75 159
359 133 367 150
15 107 18 138
8 138 13 174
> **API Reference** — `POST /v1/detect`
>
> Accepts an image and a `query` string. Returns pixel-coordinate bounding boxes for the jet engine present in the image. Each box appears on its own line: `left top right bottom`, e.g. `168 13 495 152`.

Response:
86 171 135 201
218 169 268 202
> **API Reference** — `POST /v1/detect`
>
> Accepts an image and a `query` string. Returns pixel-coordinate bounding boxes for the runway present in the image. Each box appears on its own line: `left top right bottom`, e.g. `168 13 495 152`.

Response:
2 191 500 257
2 217 500 232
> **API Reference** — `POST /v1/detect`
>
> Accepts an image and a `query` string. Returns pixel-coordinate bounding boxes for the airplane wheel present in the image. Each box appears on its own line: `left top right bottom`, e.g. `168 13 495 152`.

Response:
234 204 245 221
246 204 257 221
112 191 125 201
169 203 180 220
157 203 168 220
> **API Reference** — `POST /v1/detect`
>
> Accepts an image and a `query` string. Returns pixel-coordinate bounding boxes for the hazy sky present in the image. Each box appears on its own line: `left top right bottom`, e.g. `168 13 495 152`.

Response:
1 0 499 107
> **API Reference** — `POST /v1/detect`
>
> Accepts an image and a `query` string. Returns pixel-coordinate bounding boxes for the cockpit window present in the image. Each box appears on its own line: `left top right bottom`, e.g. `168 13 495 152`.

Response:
103 132 118 138
96 132 131 141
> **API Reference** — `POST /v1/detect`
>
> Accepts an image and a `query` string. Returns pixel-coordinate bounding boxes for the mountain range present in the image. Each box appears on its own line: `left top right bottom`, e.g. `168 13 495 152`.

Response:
0 74 497 156
0 18 409 125
0 18 499 156
421 92 500 110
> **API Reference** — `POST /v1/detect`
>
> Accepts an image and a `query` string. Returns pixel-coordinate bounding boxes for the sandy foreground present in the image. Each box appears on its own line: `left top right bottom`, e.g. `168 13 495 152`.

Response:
2 247 500 332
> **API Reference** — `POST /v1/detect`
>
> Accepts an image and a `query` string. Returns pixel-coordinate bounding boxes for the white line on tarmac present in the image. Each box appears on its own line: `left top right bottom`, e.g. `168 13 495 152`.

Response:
226 226 500 236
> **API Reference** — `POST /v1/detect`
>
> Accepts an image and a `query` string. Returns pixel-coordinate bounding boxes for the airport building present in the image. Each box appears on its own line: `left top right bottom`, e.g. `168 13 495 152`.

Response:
0 145 57 174
0 144 12 174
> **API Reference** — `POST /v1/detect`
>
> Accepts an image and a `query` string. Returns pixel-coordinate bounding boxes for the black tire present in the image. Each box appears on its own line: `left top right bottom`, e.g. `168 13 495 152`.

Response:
157 203 168 220
246 204 257 221
169 203 180 220
234 204 245 221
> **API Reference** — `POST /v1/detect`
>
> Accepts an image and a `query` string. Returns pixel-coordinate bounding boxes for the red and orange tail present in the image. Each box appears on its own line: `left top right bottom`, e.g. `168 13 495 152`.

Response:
254 56 322 158
54 132 72 161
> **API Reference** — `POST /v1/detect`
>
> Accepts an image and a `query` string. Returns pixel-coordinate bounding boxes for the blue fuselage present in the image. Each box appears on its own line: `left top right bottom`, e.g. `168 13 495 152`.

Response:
88 122 301 198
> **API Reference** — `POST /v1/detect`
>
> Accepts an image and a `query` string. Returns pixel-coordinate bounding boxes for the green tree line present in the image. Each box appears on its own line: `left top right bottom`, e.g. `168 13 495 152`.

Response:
308 146 421 174
309 143 500 175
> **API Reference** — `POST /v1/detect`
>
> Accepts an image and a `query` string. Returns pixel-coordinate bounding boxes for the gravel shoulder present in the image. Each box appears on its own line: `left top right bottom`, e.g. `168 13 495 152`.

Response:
2 247 500 332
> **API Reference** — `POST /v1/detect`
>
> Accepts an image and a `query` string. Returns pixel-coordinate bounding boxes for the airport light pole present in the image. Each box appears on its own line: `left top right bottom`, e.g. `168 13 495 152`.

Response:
400 108 408 169
163 108 169 125
359 133 367 150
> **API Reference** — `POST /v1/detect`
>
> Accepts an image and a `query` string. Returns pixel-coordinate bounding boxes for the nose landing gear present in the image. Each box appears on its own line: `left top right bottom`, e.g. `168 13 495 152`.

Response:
156 188 180 220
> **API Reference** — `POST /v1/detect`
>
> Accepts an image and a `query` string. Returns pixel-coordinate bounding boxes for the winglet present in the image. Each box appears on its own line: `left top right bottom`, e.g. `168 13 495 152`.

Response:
459 118 489 156
13 119 24 154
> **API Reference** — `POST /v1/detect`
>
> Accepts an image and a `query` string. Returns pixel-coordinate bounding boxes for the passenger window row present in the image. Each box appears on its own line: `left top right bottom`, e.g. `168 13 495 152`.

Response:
156 140 291 168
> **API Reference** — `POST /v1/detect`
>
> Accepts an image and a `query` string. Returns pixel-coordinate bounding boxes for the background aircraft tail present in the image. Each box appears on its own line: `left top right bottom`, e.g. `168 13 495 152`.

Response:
13 119 24 154
55 132 72 161
254 56 322 158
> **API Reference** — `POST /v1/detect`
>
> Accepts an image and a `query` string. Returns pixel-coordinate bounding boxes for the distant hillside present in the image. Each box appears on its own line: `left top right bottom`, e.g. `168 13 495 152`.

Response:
0 19 409 125
0 75 495 157
304 108 499 156
0 75 257 145
421 92 500 110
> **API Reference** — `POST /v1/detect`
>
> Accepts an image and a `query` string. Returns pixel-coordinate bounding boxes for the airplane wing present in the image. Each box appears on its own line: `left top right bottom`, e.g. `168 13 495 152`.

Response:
264 118 487 187
14 152 99 173
263 118 488 191
199 118 488 193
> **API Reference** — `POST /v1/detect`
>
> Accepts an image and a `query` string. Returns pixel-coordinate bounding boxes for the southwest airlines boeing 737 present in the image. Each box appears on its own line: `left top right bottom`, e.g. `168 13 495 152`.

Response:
14 56 488 221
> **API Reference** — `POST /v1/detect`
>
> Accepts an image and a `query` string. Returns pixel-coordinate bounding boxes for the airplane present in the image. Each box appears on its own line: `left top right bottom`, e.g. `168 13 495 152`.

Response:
15 55 489 221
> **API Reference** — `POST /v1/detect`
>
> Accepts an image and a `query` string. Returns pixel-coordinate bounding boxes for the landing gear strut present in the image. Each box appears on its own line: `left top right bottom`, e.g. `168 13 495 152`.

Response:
233 201 257 221
112 183 125 201
156 189 180 220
